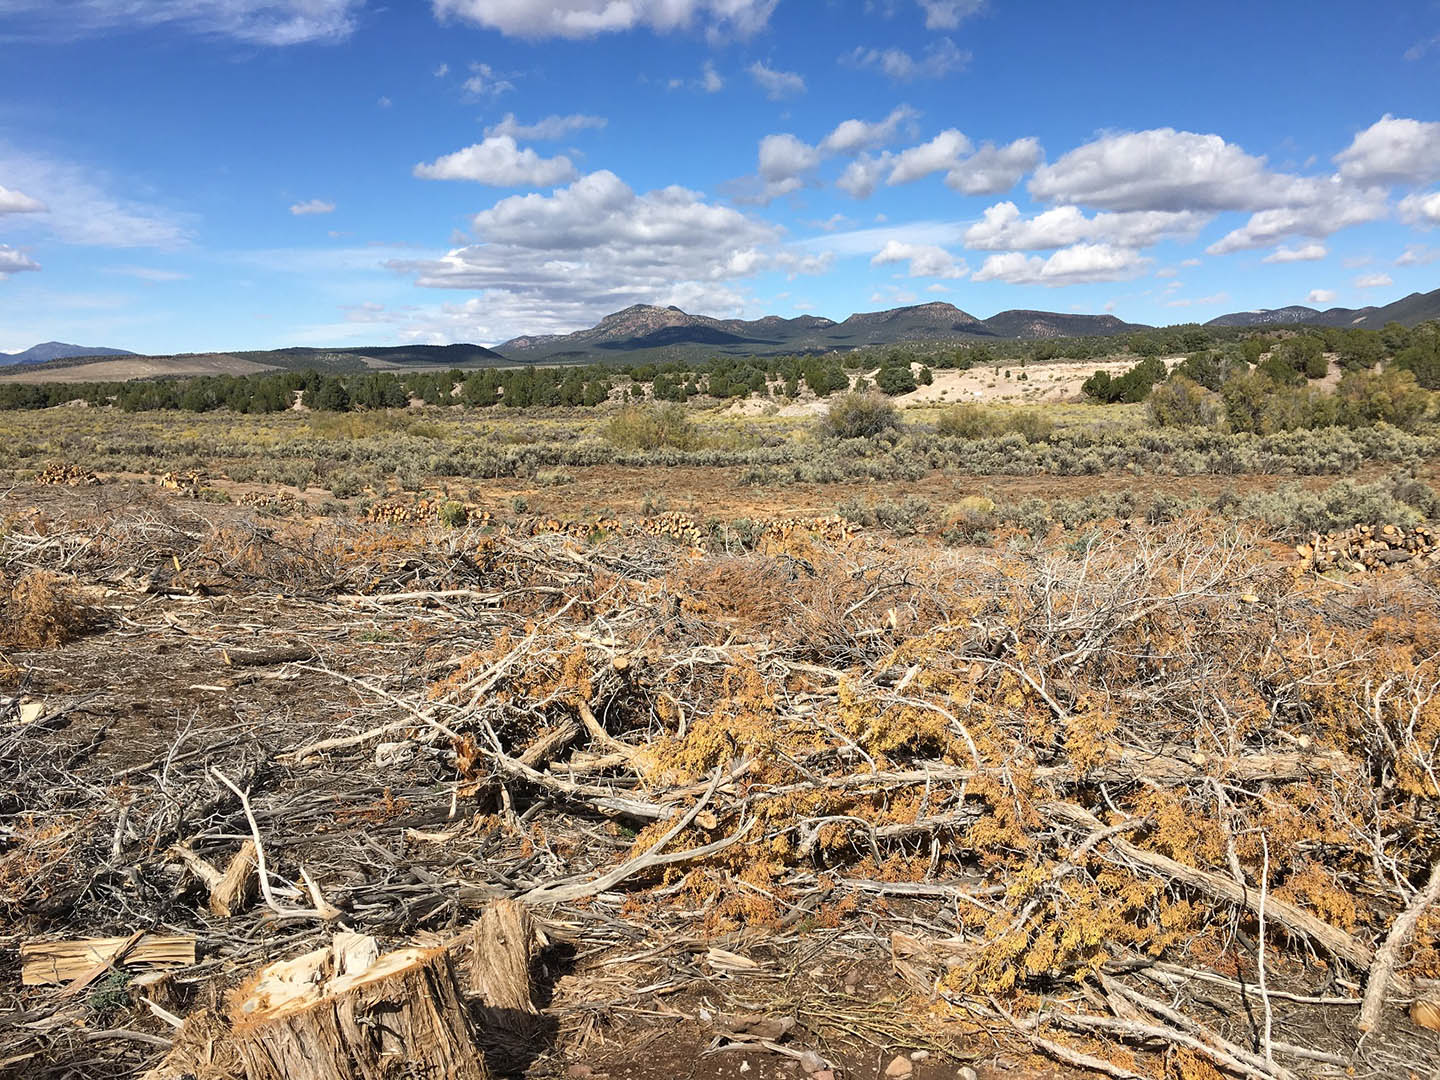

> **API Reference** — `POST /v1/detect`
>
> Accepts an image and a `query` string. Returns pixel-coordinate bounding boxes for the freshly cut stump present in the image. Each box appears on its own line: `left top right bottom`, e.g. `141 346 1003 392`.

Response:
229 945 486 1080
467 899 540 1057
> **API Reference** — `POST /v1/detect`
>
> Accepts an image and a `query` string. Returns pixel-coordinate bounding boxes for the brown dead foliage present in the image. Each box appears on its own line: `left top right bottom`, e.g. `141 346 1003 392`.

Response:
0 570 97 648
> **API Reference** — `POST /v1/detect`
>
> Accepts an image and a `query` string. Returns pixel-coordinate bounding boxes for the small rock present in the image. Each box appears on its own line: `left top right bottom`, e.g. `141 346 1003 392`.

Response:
740 1062 751 1074
565 1066 593 1079
811 1071 835 1080
909 1051 929 1062
885 1056 913 1078
959 1067 979 1080
799 1051 827 1074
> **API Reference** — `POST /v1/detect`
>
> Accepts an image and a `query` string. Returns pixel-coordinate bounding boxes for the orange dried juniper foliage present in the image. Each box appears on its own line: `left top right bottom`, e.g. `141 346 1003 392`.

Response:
0 570 96 648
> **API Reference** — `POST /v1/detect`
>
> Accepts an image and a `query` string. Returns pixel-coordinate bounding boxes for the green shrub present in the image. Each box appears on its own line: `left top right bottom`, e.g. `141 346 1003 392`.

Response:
1334 368 1432 431
936 405 1054 442
874 495 932 535
818 392 901 440
438 501 469 527
605 404 698 451
1147 375 1220 428
875 363 918 396
1232 477 1436 536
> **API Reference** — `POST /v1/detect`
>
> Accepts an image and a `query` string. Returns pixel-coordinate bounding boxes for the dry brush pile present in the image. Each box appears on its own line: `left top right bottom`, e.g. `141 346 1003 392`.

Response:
1 496 1438 1078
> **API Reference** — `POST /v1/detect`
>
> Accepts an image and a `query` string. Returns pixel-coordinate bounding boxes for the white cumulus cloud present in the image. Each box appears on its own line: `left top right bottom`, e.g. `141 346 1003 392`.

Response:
484 113 607 140
1029 127 1318 212
1261 243 1328 263
1354 272 1393 288
413 136 578 186
971 243 1151 286
1399 189 1440 225
1307 289 1338 304
870 240 966 279
289 198 335 215
887 129 971 184
818 106 919 155
963 201 1206 250
1334 114 1440 186
0 244 41 278
0 185 46 214
944 138 1043 195
389 169 783 339
748 61 806 99
916 0 984 29
432 0 778 38
1206 183 1388 254
462 62 515 97
842 37 969 81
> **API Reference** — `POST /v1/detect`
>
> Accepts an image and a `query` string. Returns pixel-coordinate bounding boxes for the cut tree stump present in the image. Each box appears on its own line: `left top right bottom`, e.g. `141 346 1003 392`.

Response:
466 899 540 1055
227 945 485 1080
146 900 545 1080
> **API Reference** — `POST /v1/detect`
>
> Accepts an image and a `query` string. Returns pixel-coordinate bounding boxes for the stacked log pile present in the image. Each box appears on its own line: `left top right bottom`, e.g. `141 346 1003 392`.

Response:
1296 523 1440 572
363 498 494 527
36 463 100 487
160 470 203 496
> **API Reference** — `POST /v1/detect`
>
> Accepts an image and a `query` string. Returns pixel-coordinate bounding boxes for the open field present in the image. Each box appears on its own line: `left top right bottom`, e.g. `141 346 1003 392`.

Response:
2 376 1440 1080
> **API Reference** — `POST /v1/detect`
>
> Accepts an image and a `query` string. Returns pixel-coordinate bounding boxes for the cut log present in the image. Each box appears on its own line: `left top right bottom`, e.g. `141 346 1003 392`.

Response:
229 946 485 1080
146 901 541 1080
21 934 196 986
175 839 257 918
1359 860 1440 1034
211 840 259 918
466 899 540 1055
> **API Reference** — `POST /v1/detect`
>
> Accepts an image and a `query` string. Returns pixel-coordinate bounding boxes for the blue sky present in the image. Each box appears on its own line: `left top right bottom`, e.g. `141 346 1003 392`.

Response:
2 0 1439 353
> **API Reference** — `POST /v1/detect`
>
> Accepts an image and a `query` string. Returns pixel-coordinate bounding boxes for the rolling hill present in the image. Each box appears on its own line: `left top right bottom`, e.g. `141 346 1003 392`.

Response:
0 342 511 383
1206 287 1440 330
2 342 136 365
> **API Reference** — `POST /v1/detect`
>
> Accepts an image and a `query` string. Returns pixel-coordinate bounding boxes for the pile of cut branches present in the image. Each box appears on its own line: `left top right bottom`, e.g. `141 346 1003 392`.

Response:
2 497 1438 1078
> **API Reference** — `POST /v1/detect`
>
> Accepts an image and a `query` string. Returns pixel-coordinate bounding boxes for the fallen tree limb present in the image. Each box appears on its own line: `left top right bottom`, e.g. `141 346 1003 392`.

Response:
1358 859 1440 1034
1044 802 1374 970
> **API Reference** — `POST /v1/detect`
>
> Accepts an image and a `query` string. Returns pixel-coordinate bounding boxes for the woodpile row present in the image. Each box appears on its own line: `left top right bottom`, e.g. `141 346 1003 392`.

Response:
363 497 494 526
1296 523 1440 572
35 463 100 487
160 470 203 495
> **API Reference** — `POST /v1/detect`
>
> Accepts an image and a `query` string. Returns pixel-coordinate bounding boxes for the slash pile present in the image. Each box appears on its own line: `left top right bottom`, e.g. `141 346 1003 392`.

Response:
2 500 1438 1079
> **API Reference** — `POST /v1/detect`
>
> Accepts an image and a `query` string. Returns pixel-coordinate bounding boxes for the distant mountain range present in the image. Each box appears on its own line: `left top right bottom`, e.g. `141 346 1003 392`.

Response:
496 301 1145 361
6 287 1436 382
1206 287 1440 330
1 342 507 378
2 341 137 365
